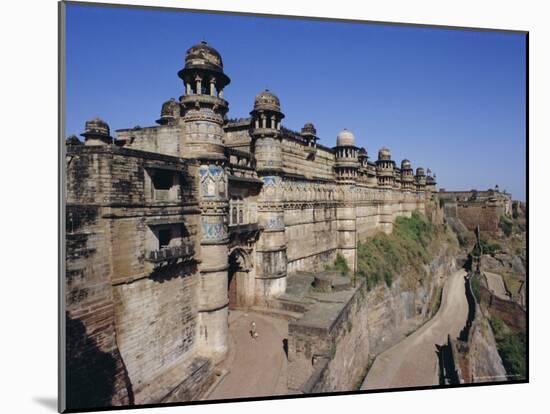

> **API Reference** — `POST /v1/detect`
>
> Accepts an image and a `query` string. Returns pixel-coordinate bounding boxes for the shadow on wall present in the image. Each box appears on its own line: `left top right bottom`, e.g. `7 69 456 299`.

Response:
66 314 134 410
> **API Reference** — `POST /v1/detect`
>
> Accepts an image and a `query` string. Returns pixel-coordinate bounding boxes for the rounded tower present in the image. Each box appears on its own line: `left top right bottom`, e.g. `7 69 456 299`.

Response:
301 122 318 159
250 90 285 173
415 167 427 191
251 90 288 300
400 159 414 191
333 129 359 273
178 40 230 160
334 129 360 183
376 147 395 189
178 41 231 362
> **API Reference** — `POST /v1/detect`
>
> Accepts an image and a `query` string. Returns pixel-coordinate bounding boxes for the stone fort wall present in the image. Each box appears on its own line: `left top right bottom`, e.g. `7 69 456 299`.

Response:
65 41 437 408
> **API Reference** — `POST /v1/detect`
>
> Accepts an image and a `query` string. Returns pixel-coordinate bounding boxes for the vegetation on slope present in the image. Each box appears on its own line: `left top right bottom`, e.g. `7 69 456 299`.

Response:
490 316 527 379
325 253 351 277
353 211 448 291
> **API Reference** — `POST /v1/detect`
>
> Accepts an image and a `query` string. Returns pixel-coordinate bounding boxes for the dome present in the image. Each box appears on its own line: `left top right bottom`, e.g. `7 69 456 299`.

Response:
178 41 230 87
184 41 223 72
416 167 425 176
66 135 82 146
401 159 411 169
301 122 317 136
253 89 281 112
157 98 179 124
336 129 355 146
378 147 391 160
81 117 111 138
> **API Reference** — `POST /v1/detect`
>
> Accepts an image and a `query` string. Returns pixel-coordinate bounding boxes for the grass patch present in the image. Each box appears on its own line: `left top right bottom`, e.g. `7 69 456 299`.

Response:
355 211 444 291
325 253 350 276
499 215 514 237
490 316 527 379
471 274 481 303
472 238 502 256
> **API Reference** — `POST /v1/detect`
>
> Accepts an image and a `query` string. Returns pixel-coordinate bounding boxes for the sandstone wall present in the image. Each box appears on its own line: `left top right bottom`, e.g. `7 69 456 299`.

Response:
289 282 370 393
117 125 181 157
285 206 339 273
479 283 526 332
456 204 500 232
65 146 210 407
65 203 133 409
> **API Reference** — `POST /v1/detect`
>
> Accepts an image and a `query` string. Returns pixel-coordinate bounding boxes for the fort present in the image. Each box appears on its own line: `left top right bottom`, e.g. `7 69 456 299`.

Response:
66 41 515 408
438 189 512 233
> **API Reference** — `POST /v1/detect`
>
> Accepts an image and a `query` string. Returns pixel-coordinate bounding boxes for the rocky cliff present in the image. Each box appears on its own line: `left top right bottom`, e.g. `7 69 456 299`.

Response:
366 237 458 356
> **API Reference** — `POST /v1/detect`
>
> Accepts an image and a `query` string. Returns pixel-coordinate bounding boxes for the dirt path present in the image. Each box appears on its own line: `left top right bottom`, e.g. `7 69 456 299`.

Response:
362 269 469 390
206 311 288 400
485 272 509 300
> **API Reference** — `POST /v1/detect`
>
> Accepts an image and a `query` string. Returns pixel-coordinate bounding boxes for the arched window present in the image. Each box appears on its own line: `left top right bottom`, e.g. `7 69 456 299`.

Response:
239 209 244 224
232 206 238 225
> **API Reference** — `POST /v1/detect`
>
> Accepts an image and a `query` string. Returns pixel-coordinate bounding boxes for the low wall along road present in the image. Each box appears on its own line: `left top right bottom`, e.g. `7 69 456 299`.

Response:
362 269 469 390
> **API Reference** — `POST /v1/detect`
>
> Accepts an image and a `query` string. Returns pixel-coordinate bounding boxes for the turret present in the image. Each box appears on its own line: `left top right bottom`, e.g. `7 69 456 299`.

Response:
156 98 180 126
178 40 230 160
334 129 360 183
376 147 395 189
250 89 285 173
80 117 113 146
425 169 437 193
178 41 232 362
415 167 426 191
301 122 318 159
400 159 414 191
251 90 288 300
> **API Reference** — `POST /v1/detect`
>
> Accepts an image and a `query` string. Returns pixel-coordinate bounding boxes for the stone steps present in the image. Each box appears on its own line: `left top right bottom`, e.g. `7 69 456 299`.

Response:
250 305 303 321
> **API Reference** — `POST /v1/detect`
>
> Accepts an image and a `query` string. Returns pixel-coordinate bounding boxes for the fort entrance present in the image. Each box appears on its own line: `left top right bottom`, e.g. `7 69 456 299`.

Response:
228 247 252 310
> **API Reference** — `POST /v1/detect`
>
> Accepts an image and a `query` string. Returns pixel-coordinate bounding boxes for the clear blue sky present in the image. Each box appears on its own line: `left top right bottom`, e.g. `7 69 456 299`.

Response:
65 3 527 200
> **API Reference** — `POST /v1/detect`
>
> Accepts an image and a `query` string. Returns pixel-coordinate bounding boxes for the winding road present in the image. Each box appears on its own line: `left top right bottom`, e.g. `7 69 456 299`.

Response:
362 269 469 390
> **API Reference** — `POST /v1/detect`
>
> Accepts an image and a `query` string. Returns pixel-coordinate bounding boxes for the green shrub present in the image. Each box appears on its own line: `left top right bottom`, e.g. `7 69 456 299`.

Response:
357 211 441 291
473 238 502 256
490 317 527 379
499 216 514 237
327 253 350 276
384 271 392 287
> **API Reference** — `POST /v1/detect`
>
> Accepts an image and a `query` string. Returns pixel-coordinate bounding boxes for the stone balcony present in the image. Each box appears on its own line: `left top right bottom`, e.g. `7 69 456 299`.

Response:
146 243 195 264
228 222 261 235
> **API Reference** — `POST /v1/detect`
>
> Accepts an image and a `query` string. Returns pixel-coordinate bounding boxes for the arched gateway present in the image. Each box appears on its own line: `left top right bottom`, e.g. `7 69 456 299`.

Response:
228 247 252 310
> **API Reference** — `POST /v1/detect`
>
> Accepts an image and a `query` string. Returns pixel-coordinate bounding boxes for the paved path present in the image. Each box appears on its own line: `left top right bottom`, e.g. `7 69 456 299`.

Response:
485 272 509 300
362 269 469 390
207 311 288 400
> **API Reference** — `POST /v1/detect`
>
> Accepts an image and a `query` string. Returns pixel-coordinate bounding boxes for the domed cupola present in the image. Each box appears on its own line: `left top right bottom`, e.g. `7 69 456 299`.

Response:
177 41 231 160
375 146 395 189
250 89 285 173
336 128 355 147
400 159 414 191
250 89 285 132
378 147 392 161
334 129 359 183
156 98 180 125
301 122 319 153
415 167 427 190
81 117 112 146
178 41 230 103
253 89 282 113
178 41 230 88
